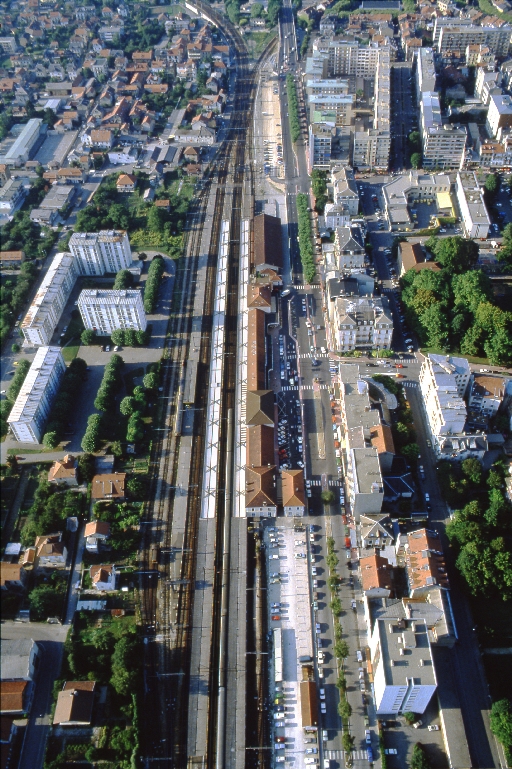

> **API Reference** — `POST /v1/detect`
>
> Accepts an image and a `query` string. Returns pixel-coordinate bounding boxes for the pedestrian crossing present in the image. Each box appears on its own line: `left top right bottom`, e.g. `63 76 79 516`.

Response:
299 353 330 359
402 380 418 387
294 284 321 290
325 750 368 760
281 384 330 391
308 479 344 487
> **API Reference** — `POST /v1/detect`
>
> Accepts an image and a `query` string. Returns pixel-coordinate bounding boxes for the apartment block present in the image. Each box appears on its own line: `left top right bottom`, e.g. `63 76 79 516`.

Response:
352 128 391 171
419 354 470 444
432 16 473 46
368 617 437 716
7 347 66 443
308 123 335 169
78 289 147 334
0 179 27 214
455 171 491 238
436 25 511 62
420 92 466 170
416 48 436 94
22 253 78 347
331 166 359 213
69 230 132 276
486 94 512 139
405 529 450 596
475 69 502 107
334 225 365 271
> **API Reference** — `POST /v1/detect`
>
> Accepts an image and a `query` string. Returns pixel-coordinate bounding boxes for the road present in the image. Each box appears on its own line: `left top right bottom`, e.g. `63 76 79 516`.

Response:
390 63 416 172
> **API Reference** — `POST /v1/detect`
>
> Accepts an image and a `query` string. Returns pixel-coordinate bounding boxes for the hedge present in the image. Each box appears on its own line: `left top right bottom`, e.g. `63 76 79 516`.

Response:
296 193 316 283
6 359 31 404
143 256 165 313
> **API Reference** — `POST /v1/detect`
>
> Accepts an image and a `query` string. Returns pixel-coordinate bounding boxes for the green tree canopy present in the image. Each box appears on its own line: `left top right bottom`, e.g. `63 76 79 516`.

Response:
430 236 479 274
410 743 431 769
113 269 134 290
81 329 96 346
410 152 422 169
490 699 512 754
143 372 159 390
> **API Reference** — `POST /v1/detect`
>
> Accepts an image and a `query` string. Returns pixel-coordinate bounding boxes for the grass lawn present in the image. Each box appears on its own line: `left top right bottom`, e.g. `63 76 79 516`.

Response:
244 30 277 57
62 342 79 363
478 0 512 21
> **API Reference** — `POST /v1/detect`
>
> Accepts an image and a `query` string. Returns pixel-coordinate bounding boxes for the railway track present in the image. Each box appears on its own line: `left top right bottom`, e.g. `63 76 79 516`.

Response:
138 8 278 765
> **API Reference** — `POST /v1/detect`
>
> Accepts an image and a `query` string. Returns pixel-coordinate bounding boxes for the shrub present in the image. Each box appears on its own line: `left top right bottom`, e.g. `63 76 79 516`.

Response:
296 193 316 283
286 74 301 143
81 413 102 453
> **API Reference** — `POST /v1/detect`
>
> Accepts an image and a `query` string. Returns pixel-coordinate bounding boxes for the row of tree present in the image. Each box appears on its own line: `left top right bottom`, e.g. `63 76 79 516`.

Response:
400 236 512 364
120 370 159 444
80 355 125 452
296 193 317 283
80 327 151 348
286 75 301 143
311 169 328 214
0 261 38 348
41 358 88 449
143 256 165 313
446 460 512 600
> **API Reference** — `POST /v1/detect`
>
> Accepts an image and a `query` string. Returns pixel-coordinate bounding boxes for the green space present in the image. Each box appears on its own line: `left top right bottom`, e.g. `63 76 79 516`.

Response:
286 74 301 143
296 193 316 283
400 236 512 365
311 170 328 214
443 458 512 602
45 613 141 769
244 30 278 57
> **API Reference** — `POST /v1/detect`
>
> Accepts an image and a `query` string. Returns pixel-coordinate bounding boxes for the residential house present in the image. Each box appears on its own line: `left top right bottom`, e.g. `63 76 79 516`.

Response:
0 681 30 714
334 225 366 272
34 532 67 568
245 466 278 518
405 528 450 596
53 681 96 726
0 639 40 681
47 455 78 487
0 250 24 268
90 564 117 591
0 564 27 592
91 473 126 500
360 554 393 597
84 521 111 553
116 173 136 192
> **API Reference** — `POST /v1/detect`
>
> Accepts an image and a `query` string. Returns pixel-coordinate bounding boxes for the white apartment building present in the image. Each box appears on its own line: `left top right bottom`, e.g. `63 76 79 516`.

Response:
468 374 508 420
78 289 147 334
420 92 466 170
7 347 66 443
308 123 335 169
0 179 27 214
432 16 473 46
369 618 437 716
455 171 491 238
347 447 384 516
475 69 502 107
334 296 393 352
22 254 78 346
69 230 132 276
486 94 512 139
419 354 470 442
416 48 436 94
353 129 391 171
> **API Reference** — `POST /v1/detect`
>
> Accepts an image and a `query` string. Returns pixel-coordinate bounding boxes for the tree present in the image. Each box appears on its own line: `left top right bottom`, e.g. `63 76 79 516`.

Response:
81 329 96 346
113 270 134 290
110 440 123 457
408 130 421 149
29 585 62 621
11 343 20 353
251 1 264 15
43 431 59 449
402 443 420 463
81 414 102 453
334 639 349 659
147 206 165 233
126 413 144 443
342 731 354 752
403 711 416 725
143 372 159 390
484 173 499 199
410 152 422 169
338 699 352 720
452 270 492 314
136 328 149 346
410 743 431 769
110 634 140 696
127 475 147 499
321 490 335 505
111 329 125 346
431 236 479 275
78 453 96 483
489 700 512 757
120 396 138 416
461 458 482 485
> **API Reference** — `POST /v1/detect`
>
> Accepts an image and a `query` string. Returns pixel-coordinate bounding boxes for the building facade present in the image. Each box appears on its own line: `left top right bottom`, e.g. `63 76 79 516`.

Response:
78 289 147 334
455 171 491 238
7 347 66 443
69 230 132 275
419 354 471 446
22 253 78 346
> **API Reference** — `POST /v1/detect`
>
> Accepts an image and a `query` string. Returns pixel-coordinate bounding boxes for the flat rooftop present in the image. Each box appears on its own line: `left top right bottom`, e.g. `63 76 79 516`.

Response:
377 618 436 687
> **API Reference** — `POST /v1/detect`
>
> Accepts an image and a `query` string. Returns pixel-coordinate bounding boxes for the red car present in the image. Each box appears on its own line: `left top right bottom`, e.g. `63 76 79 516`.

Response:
276 737 286 743
396 364 403 368
272 615 281 621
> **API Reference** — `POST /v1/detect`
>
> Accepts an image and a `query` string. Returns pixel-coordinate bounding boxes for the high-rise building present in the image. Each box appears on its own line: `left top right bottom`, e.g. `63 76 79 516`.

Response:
69 230 132 276
77 289 147 334
7 347 66 443
420 92 466 170
419 354 470 440
22 253 78 346
455 171 491 238
416 48 436 93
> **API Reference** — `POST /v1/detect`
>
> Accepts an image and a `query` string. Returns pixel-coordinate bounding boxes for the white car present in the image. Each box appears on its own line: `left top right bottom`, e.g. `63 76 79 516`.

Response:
319 689 325 700
306 748 318 754
428 725 439 732
320 702 326 714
